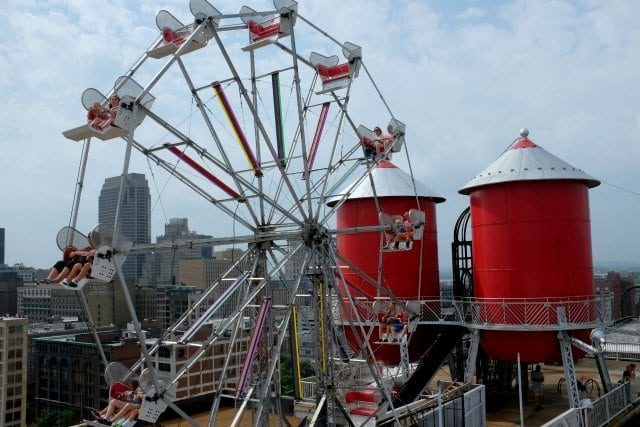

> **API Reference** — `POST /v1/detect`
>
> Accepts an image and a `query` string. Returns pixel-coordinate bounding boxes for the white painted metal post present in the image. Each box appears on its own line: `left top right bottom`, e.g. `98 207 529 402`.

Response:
438 383 444 427
517 353 524 427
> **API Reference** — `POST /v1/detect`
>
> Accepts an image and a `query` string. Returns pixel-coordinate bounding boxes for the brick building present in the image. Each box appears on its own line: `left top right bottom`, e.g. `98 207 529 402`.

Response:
595 271 636 319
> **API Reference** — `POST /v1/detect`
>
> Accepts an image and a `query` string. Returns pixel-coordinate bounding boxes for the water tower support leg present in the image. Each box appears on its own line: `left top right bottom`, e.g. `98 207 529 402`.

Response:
558 331 582 410
464 330 480 383
595 353 613 393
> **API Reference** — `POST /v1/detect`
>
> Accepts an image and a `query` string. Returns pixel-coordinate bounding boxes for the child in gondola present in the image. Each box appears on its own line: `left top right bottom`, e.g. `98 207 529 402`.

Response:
97 95 120 129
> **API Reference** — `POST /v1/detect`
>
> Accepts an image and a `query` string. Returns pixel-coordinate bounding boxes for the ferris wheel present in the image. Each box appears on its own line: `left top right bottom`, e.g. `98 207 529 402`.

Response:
60 1 434 426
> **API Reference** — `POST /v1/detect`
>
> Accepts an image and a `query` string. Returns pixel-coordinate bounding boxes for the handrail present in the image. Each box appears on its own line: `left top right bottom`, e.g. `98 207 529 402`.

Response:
334 295 613 331
543 378 640 427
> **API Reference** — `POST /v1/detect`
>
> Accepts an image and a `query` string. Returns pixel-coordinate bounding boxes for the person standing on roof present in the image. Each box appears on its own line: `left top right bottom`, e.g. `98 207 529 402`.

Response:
623 364 636 382
531 364 545 411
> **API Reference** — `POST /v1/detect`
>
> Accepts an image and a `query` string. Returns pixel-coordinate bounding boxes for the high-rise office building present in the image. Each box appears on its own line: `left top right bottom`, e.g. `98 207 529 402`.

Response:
0 227 5 265
98 173 150 283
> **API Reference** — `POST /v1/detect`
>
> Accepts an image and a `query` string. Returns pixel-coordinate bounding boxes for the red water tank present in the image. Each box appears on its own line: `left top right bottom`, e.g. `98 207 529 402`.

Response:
459 130 600 363
329 160 445 365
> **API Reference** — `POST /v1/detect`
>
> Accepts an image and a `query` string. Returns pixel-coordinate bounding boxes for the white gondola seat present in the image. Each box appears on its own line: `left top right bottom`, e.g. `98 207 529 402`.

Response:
310 41 362 94
189 0 222 26
379 209 425 252
137 369 177 423
59 224 132 291
356 124 377 159
62 77 155 142
147 7 218 59
112 76 156 129
387 118 406 153
62 88 127 141
240 0 298 52
345 389 380 421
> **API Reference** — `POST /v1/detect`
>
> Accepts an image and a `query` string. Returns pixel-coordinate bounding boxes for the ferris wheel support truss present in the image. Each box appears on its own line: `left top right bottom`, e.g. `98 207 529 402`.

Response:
108 102 200 425
120 246 257 392
65 136 111 372
63 4 468 425
326 245 403 426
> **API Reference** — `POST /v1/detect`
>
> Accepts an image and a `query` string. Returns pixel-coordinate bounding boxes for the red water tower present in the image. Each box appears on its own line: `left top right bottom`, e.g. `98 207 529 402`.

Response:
329 160 445 365
459 129 600 363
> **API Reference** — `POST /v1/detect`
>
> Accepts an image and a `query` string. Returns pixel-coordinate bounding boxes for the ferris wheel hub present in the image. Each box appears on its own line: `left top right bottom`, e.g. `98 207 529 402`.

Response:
302 221 329 248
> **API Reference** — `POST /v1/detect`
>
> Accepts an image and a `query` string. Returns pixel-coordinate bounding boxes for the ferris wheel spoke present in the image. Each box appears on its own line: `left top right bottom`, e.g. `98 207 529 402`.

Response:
135 19 209 104
312 83 352 223
318 96 388 229
269 113 362 228
210 27 310 223
129 138 257 231
139 106 306 227
251 248 313 422
164 242 305 393
288 23 315 217
270 140 361 228
122 247 257 381
248 50 268 224
332 248 420 315
176 57 261 225
266 73 319 225
323 245 402 424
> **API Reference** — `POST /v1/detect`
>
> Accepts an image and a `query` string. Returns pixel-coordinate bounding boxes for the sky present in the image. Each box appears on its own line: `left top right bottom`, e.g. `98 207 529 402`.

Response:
0 0 639 271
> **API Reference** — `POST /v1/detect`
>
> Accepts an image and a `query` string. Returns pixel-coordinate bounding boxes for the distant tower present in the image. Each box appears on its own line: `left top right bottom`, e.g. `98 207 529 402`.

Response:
99 173 151 282
0 227 4 265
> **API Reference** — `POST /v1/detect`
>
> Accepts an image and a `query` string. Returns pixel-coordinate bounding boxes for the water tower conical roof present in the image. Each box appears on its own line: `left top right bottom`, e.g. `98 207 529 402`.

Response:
327 160 445 206
459 129 600 195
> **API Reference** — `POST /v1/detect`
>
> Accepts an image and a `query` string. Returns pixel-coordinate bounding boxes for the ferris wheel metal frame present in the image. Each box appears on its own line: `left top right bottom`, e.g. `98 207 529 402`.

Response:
61 1 423 426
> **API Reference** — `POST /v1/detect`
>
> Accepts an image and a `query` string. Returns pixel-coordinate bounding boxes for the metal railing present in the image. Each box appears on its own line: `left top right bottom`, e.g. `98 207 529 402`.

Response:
543 377 640 427
335 295 613 331
543 408 582 427
300 378 316 400
588 381 631 426
602 342 640 361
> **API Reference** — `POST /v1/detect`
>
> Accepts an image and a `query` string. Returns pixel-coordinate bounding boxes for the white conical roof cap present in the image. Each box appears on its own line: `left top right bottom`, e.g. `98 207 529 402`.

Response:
459 130 600 195
327 160 445 206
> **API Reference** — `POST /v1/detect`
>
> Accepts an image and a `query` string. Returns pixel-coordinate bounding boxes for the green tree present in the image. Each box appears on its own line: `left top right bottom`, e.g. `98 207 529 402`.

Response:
300 360 315 378
35 410 57 427
281 357 294 396
58 409 77 426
